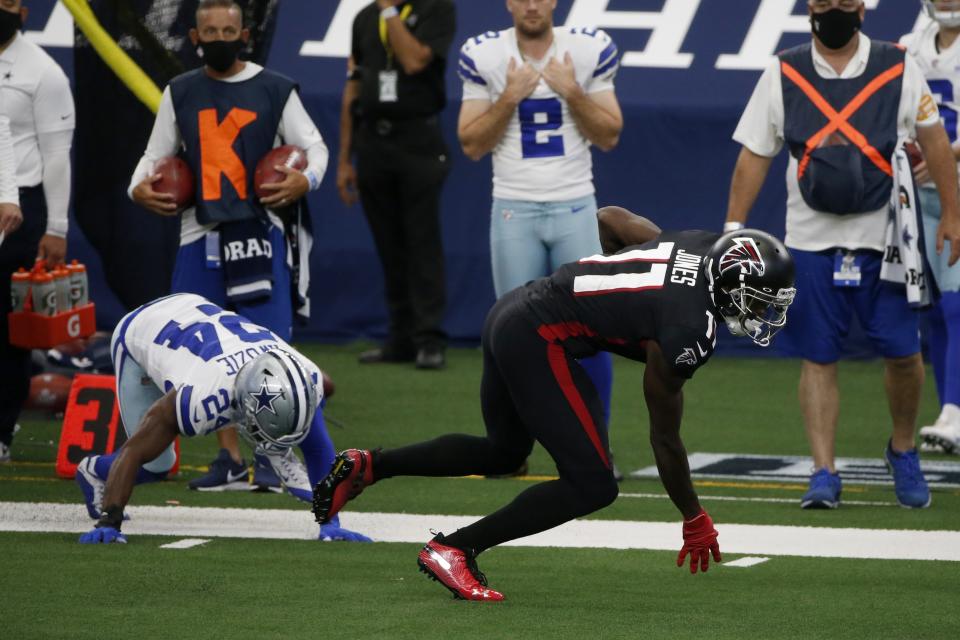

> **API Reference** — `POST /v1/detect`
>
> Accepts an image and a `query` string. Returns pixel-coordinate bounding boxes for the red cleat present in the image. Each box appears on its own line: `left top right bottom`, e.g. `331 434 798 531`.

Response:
417 533 504 602
311 449 374 524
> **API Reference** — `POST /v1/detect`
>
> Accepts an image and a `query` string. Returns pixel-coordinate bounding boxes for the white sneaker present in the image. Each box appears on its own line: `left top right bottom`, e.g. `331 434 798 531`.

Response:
258 447 311 502
0 441 10 464
919 422 960 455
75 456 106 519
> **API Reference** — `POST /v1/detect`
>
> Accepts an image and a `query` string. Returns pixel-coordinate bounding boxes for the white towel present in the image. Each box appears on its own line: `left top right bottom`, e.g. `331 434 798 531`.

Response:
880 146 934 308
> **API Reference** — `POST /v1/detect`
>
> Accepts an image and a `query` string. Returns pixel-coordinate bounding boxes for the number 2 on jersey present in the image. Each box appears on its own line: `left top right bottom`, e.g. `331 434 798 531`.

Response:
928 79 958 142
519 97 565 159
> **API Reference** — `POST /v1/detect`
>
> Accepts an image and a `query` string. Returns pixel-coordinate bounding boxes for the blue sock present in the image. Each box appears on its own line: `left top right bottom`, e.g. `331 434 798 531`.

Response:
298 408 337 487
925 304 947 403
135 467 169 484
92 452 168 484
93 453 117 480
579 351 613 430
939 292 960 406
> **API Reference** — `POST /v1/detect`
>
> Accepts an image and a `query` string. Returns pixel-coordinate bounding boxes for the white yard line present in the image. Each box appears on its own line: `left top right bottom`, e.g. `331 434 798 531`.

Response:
159 538 210 549
2 501 958 562
724 556 770 568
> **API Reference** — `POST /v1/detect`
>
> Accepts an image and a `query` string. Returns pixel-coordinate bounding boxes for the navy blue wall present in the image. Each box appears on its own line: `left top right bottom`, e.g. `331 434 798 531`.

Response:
27 0 925 354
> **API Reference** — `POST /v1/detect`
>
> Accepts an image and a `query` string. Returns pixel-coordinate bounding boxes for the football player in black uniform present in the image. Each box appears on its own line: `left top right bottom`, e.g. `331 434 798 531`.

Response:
313 206 796 601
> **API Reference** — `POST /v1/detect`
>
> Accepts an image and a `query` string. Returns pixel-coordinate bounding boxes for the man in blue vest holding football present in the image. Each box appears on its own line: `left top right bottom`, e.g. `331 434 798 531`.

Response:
129 0 328 491
724 0 960 510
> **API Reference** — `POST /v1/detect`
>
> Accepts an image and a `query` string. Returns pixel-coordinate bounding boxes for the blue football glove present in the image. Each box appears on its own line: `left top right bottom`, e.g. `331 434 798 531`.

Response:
79 526 128 544
319 523 372 543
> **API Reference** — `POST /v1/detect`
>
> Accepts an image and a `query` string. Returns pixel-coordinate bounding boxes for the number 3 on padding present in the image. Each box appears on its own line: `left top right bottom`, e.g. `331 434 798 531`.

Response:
519 97 564 159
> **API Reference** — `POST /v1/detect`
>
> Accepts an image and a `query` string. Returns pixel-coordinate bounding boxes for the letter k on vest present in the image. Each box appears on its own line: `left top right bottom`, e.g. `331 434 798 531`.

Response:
199 108 258 201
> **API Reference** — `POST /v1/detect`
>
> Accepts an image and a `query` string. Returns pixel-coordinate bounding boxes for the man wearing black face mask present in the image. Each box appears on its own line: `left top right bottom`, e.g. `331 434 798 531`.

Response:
725 0 960 511
0 0 74 463
129 0 329 491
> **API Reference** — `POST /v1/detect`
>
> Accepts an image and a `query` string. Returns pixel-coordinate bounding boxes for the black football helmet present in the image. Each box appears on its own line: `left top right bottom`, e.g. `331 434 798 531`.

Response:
705 229 796 347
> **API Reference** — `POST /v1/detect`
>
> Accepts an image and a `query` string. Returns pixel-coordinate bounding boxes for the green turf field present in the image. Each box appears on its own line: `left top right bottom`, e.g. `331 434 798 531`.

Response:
2 344 958 639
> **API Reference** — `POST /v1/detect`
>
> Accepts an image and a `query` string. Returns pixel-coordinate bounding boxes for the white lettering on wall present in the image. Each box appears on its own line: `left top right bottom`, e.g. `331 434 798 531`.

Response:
24 3 73 48
565 0 700 69
715 0 881 71
299 0 368 58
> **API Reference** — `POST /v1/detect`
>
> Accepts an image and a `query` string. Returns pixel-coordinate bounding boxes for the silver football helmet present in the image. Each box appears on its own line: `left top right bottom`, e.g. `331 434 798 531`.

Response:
234 349 321 453
924 0 960 28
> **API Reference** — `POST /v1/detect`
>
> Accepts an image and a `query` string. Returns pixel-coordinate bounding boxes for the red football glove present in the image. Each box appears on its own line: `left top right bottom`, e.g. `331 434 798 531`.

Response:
677 509 721 574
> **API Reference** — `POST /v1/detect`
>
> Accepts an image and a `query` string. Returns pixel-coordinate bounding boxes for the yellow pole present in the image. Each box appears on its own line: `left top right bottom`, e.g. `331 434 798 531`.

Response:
60 0 163 114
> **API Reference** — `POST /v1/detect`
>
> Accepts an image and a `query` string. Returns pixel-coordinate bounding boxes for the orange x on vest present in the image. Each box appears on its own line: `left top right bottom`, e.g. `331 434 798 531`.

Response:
781 60 904 179
198 107 258 201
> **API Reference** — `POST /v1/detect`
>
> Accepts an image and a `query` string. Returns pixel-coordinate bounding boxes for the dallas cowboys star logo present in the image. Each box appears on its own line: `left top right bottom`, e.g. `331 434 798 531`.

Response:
902 225 914 249
251 380 283 415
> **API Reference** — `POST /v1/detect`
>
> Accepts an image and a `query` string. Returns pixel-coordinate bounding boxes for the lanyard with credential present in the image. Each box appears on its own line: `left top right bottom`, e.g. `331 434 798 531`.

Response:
379 3 413 69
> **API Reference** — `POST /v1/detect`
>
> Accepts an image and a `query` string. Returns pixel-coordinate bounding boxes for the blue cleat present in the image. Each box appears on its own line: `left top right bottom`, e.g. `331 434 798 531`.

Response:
800 467 841 509
884 441 931 509
188 449 250 491
75 456 105 519
251 453 283 493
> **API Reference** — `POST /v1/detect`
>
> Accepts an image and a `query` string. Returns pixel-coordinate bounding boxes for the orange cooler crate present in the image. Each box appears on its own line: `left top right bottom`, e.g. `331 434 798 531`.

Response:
8 303 96 349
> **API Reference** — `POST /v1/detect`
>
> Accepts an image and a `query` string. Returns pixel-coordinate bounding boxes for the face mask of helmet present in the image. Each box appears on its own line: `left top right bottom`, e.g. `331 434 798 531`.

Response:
234 350 320 454
925 0 960 28
717 285 796 347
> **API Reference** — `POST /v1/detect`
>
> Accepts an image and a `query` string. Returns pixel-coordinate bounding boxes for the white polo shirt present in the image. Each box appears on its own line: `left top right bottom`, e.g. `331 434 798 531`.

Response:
0 32 75 188
733 33 939 252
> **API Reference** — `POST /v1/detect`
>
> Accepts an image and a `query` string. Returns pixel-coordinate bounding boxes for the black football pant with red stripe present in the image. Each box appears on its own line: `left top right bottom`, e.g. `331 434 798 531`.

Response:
376 288 619 554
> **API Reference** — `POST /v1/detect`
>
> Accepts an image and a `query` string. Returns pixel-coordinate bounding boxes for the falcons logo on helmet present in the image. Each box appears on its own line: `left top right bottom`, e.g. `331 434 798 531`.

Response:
718 237 765 277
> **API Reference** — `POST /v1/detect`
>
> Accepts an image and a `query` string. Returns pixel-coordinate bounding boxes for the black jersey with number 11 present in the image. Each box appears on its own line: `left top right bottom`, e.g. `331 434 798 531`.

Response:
521 230 722 379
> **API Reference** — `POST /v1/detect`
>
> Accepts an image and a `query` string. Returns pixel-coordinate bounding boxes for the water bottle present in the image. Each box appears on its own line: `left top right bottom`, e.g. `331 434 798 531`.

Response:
52 267 71 313
10 268 30 312
67 260 88 307
30 270 57 316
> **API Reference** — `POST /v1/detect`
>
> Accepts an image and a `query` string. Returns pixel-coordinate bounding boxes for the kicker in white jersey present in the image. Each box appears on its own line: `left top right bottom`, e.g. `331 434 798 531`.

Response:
458 27 620 201
110 293 321 438
902 21 960 143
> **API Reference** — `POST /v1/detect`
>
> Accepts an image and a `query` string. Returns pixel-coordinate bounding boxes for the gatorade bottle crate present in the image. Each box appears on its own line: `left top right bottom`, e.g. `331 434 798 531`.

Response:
8 303 96 350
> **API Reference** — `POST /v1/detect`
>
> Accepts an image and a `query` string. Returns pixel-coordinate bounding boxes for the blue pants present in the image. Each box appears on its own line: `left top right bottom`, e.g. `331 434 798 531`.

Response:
490 194 602 297
778 248 920 363
172 226 292 341
111 336 177 474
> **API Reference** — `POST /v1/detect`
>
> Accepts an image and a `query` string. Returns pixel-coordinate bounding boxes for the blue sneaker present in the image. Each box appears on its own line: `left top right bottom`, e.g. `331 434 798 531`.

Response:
75 455 104 519
800 467 841 509
188 449 249 491
251 453 283 493
884 442 931 509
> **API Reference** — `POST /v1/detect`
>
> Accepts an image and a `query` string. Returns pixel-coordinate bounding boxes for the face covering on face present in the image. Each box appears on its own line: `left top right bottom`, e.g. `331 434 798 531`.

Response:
0 9 22 45
811 8 862 50
197 38 244 73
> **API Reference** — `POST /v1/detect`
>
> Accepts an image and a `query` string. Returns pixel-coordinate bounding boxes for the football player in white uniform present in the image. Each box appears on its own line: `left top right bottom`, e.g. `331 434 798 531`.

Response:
75 293 370 543
902 1 960 453
457 0 622 473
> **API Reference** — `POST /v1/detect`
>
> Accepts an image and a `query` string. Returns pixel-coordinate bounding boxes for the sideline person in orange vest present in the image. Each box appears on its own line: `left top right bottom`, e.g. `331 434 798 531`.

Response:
724 0 960 510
